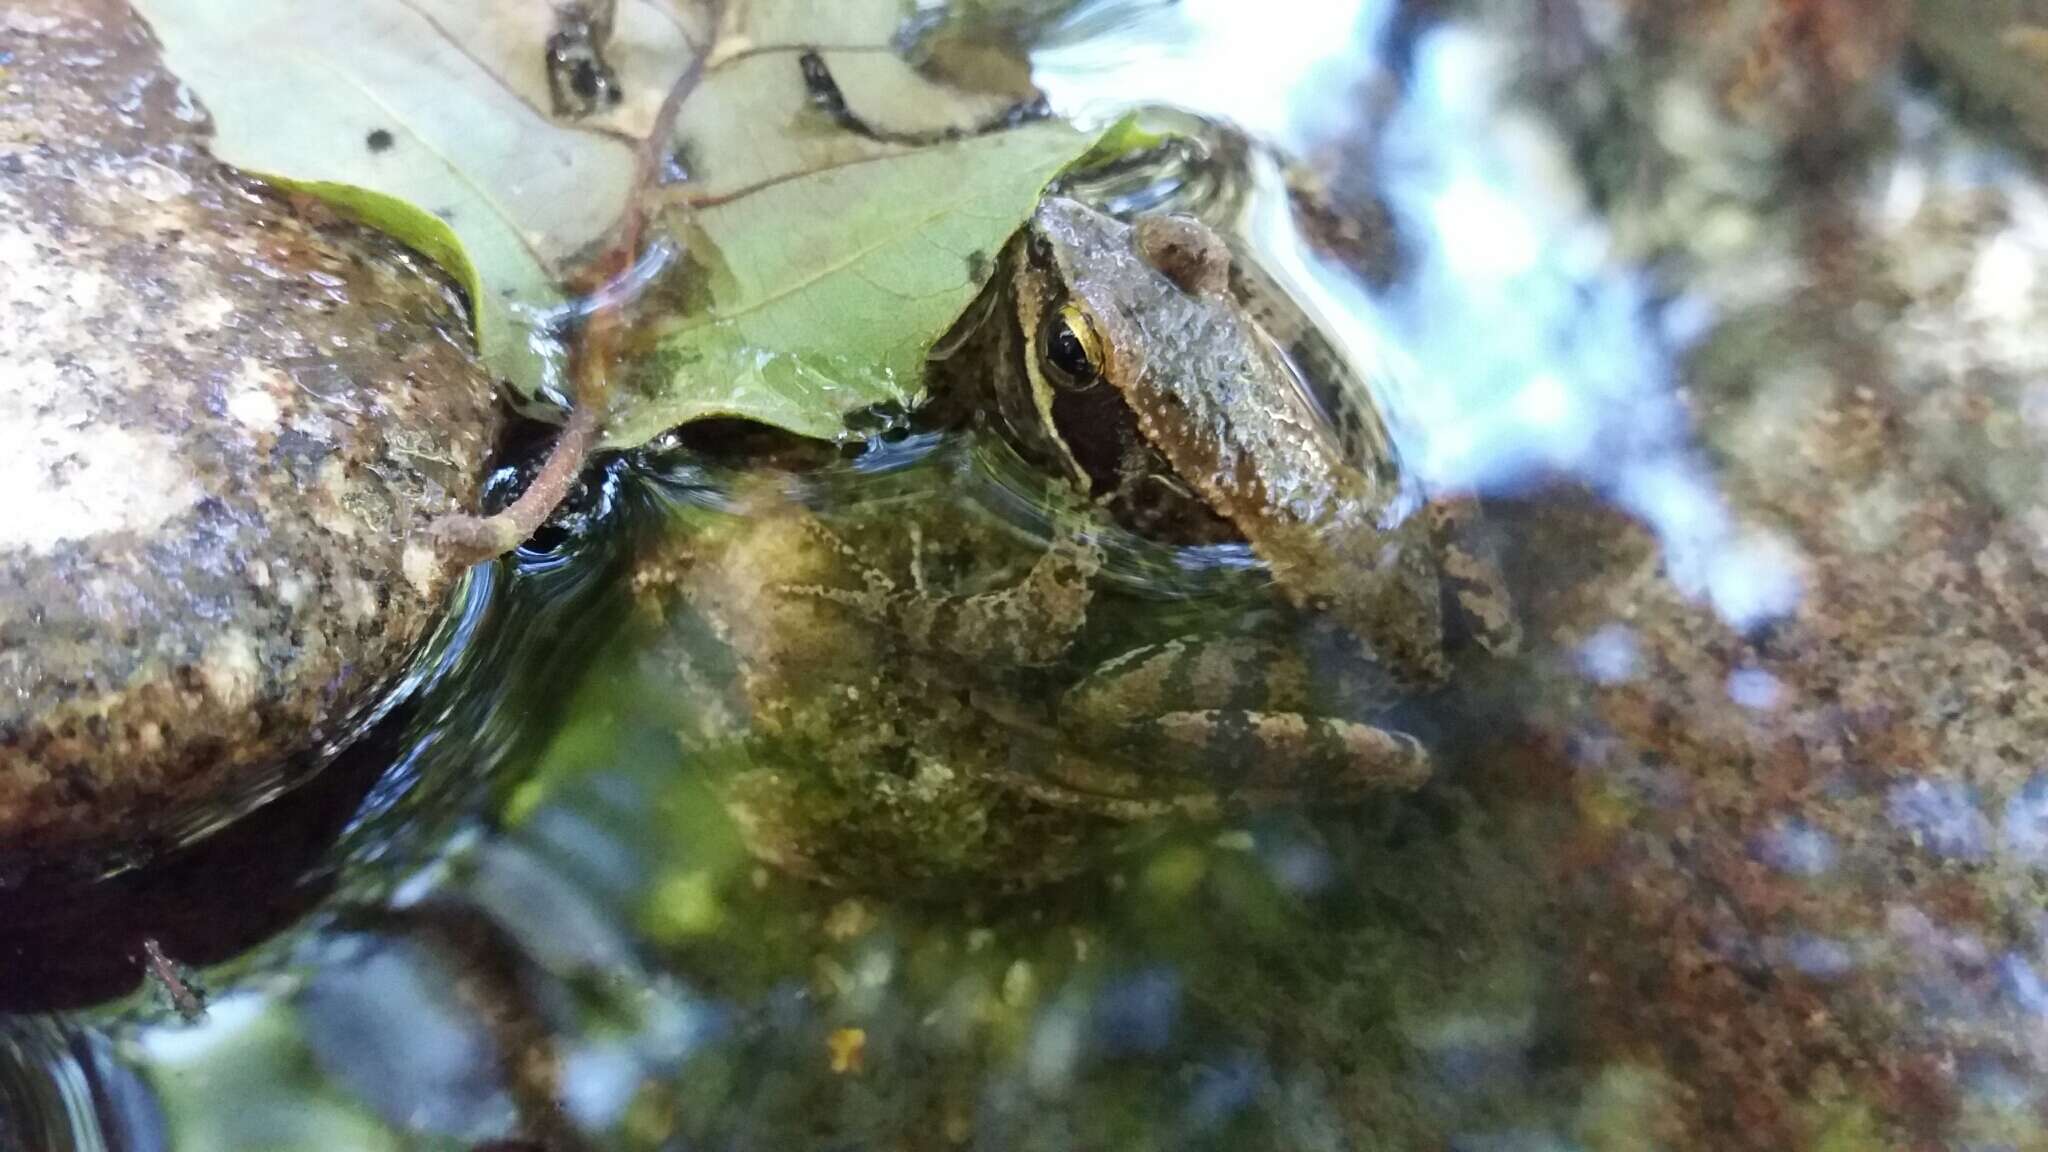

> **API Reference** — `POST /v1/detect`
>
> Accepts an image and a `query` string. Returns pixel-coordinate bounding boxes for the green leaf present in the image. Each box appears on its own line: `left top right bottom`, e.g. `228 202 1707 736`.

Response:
137 0 1101 445
604 118 1092 448
130 0 704 404
716 0 910 46
672 0 1136 210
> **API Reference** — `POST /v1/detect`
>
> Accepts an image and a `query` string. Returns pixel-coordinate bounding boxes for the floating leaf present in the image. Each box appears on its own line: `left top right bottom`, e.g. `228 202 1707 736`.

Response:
715 0 909 48
617 7 1075 447
672 2 1038 206
138 0 1102 445
667 50 922 206
132 0 704 403
605 118 1093 447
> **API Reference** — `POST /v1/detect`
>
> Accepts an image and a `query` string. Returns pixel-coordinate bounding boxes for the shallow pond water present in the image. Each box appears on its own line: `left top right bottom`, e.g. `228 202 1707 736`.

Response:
10 1 2048 1150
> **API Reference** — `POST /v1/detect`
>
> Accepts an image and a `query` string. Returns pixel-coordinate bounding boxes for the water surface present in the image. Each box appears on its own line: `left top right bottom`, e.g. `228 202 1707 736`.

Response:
10 3 2048 1150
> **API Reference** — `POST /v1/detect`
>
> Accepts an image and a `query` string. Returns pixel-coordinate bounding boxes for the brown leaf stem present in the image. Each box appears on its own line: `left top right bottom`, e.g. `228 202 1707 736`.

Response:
434 10 720 566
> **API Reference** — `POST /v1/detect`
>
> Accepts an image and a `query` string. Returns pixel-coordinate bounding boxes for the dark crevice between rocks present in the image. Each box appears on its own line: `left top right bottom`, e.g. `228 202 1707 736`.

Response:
0 705 409 1014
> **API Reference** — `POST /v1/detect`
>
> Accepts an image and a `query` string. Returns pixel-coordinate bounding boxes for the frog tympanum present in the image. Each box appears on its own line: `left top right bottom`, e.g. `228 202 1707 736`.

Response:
636 197 1516 894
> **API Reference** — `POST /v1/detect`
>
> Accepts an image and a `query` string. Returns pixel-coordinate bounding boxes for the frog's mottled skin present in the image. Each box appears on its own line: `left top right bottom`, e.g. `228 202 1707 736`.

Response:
938 197 1519 686
638 464 1431 892
638 197 1515 891
637 482 1116 893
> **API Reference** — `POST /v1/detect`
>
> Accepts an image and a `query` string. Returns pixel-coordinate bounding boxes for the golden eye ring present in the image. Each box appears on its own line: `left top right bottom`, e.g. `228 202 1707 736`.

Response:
1040 303 1102 390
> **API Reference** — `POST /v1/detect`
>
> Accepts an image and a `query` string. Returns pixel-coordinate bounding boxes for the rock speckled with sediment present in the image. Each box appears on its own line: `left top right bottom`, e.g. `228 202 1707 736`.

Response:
0 0 500 866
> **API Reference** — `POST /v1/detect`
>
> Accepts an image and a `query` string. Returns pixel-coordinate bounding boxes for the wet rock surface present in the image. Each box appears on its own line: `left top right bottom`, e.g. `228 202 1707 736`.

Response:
1498 6 2048 1147
1912 0 2048 156
0 0 500 865
1526 225 2048 1143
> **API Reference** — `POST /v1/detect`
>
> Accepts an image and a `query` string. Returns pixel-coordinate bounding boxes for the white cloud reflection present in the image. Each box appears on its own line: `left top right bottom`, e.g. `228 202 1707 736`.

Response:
1031 0 1388 153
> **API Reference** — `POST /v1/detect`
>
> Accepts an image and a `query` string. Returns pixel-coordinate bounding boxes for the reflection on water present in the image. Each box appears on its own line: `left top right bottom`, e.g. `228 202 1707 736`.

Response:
0 1019 157 1152
1032 0 1379 153
12 1 2048 1149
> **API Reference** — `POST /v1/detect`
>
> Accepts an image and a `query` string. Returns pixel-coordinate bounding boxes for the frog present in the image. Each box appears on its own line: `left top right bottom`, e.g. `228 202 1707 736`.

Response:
634 196 1517 892
928 195 1521 685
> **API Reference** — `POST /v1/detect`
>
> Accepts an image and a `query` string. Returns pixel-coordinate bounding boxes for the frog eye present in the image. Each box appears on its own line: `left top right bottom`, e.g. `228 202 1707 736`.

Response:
1040 303 1102 390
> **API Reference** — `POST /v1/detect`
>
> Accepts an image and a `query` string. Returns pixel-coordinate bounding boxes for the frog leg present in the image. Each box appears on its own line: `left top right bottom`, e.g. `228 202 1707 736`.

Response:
1017 638 1429 820
1062 638 1315 722
1030 715 1430 820
1272 512 1455 687
1426 498 1522 658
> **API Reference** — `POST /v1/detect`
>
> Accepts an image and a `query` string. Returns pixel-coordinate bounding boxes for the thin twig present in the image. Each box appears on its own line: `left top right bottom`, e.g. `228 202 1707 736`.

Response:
142 938 207 1023
435 12 721 564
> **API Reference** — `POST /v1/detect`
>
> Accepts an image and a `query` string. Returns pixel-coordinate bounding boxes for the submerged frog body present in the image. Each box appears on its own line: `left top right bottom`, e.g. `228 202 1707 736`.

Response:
641 462 1431 893
638 196 1516 891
